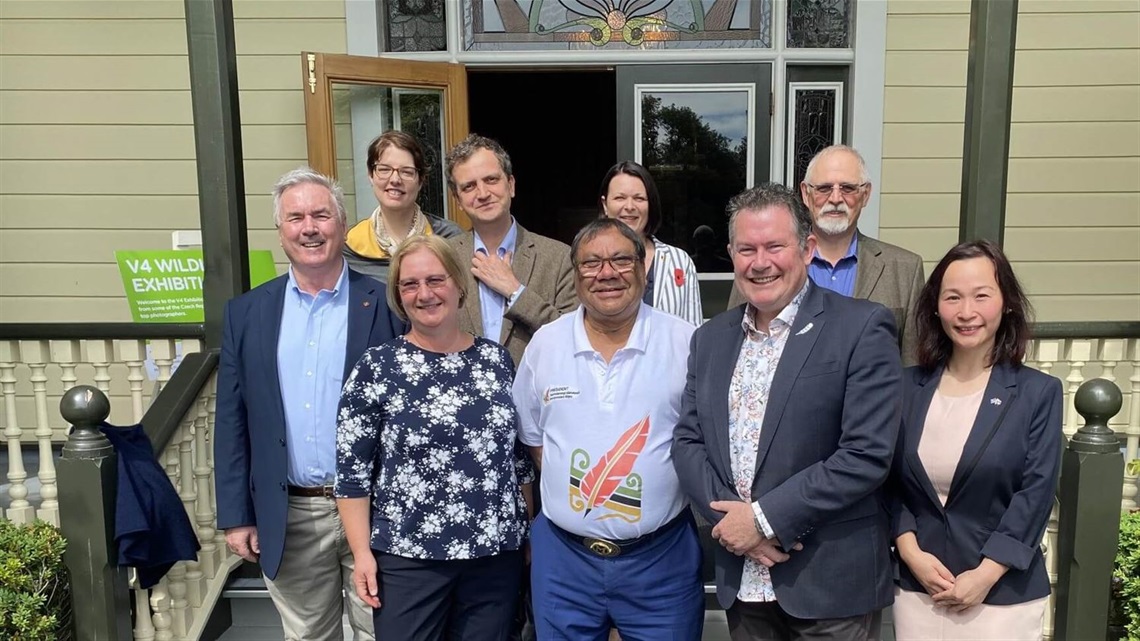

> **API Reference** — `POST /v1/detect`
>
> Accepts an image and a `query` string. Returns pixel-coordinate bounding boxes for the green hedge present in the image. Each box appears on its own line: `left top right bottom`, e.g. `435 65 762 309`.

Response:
0 520 71 641
1116 510 1140 641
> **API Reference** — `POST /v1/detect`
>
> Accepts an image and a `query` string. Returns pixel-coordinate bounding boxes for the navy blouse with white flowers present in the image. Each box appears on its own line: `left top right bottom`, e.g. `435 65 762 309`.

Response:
335 336 533 561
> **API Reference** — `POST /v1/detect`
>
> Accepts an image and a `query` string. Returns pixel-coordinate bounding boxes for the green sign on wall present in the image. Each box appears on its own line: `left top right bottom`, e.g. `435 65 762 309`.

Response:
115 250 277 323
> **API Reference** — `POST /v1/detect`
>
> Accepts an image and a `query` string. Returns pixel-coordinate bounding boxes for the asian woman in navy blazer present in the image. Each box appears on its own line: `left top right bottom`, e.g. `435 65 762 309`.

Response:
891 240 1062 640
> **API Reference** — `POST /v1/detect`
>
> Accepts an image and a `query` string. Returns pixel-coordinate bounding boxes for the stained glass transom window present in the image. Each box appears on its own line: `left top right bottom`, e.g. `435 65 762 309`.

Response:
462 0 772 51
385 0 447 52
787 0 850 48
791 88 839 187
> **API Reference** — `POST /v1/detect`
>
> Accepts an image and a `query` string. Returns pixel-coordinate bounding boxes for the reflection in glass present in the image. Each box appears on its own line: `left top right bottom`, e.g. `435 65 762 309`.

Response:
331 84 447 222
463 0 772 51
385 0 447 52
792 89 838 187
787 0 850 48
639 90 749 272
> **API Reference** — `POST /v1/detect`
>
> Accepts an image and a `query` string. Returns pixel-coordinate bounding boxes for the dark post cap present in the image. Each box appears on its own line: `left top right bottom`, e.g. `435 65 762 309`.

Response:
60 385 113 459
1070 378 1123 453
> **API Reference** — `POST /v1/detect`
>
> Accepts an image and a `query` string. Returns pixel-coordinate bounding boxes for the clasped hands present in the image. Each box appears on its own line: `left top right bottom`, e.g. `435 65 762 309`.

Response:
902 546 1007 614
710 500 802 568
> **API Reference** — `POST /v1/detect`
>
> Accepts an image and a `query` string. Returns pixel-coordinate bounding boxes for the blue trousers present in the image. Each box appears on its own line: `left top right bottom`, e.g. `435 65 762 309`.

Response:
531 513 704 641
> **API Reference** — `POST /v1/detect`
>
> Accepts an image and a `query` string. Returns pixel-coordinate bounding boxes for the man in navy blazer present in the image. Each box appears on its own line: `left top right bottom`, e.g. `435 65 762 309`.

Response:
672 184 902 639
215 167 402 640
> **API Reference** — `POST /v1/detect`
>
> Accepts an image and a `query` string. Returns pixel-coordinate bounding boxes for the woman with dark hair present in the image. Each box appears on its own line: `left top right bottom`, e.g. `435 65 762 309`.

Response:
344 130 461 282
891 240 1062 640
598 161 703 326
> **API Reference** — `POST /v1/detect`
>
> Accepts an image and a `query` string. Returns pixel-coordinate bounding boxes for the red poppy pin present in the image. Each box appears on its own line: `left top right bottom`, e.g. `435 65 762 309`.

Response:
674 268 685 287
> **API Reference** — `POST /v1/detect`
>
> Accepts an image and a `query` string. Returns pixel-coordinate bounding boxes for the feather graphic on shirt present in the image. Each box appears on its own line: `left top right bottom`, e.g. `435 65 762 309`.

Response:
577 415 650 515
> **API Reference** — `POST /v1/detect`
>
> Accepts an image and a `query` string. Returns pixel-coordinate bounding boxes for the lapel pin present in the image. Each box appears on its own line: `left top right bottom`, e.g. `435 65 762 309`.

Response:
990 398 1001 405
795 322 814 336
674 268 685 287
363 301 371 308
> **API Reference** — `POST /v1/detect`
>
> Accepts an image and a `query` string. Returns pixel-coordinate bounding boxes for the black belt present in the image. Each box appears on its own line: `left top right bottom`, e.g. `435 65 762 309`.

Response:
550 510 691 558
287 484 335 498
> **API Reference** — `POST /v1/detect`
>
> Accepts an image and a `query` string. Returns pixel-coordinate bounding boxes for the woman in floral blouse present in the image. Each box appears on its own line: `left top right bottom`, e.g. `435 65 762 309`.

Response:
335 234 534 640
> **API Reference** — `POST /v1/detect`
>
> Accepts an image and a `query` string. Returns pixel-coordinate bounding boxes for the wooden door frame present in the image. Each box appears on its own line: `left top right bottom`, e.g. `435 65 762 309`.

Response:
301 52 471 228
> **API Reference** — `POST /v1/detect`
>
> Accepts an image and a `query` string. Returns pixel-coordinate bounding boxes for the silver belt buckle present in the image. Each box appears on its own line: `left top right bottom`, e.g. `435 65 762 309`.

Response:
583 537 621 557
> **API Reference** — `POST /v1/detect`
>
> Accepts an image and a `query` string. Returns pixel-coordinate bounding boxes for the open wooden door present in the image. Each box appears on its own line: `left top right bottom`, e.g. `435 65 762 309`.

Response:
301 53 471 229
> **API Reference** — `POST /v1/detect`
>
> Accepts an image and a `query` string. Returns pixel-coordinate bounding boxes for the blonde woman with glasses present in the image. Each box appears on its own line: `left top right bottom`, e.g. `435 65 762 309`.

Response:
335 234 535 641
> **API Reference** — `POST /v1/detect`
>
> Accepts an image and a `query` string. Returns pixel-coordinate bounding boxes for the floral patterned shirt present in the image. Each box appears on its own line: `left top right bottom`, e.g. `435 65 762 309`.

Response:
335 336 533 560
728 282 807 602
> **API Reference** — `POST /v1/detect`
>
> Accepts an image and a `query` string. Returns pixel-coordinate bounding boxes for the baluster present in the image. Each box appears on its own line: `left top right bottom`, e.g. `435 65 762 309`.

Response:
1063 339 1092 439
1 340 33 523
132 572 156 641
119 340 148 422
206 376 224 567
150 580 173 641
86 339 116 397
179 408 204 607
1034 339 1061 379
151 340 176 399
1042 498 1060 640
21 340 59 526
165 560 189 638
1124 339 1140 510
51 340 82 440
181 338 202 356
1099 339 1125 427
194 387 218 581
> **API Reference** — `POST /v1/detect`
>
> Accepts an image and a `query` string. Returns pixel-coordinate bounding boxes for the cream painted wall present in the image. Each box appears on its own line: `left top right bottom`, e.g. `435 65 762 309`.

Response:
0 0 348 322
881 0 1140 322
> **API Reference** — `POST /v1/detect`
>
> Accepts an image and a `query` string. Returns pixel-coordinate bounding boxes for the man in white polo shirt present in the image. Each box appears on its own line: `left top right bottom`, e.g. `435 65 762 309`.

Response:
514 218 703 640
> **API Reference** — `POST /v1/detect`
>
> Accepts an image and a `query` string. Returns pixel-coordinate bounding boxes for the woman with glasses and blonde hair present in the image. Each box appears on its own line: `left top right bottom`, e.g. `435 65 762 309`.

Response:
344 131 461 282
335 234 534 640
598 161 703 326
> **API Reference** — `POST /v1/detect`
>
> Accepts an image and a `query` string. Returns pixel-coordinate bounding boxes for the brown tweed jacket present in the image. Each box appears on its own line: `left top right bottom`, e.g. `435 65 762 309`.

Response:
449 224 578 366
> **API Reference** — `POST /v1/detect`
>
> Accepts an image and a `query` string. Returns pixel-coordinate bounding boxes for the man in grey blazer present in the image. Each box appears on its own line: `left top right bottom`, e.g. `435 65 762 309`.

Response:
728 145 924 365
444 134 577 366
674 184 901 639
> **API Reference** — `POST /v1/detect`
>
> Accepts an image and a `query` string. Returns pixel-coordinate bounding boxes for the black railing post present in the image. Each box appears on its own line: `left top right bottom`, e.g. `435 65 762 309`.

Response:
1055 378 1125 641
57 386 131 641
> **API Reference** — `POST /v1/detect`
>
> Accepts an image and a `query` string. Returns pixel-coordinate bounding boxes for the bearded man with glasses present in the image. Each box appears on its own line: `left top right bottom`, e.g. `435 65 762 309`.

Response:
728 145 925 365
513 218 704 640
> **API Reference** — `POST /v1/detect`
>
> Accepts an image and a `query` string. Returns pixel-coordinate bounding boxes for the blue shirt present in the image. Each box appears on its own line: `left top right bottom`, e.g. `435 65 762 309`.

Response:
809 234 859 297
473 220 520 342
277 261 349 487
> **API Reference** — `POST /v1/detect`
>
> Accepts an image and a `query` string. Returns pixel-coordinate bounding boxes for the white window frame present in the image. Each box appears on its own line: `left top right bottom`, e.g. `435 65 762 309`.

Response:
345 0 886 234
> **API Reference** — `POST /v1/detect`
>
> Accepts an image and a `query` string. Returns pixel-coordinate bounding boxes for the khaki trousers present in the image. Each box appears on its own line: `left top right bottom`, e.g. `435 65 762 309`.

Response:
264 495 375 641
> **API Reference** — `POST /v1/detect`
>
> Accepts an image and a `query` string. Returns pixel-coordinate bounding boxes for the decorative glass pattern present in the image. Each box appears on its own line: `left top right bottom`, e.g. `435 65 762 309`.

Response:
393 91 447 219
463 0 772 51
385 0 446 52
787 0 850 48
792 88 837 187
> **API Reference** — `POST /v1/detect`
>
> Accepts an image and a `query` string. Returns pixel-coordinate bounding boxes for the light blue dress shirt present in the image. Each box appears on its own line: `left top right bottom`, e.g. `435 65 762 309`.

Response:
277 261 349 487
808 233 859 297
473 219 521 342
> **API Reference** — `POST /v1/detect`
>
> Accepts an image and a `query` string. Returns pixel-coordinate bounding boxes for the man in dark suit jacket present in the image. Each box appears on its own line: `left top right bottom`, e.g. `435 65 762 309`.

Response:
215 168 402 640
445 134 577 366
673 184 902 639
727 145 924 365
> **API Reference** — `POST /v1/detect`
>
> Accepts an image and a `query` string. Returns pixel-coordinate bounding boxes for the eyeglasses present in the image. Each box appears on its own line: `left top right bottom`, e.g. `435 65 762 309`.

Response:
397 275 450 294
576 255 638 277
806 182 867 198
374 165 418 180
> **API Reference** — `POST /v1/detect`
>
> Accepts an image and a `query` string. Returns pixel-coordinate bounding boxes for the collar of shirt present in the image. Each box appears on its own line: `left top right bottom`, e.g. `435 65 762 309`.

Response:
473 217 519 259
285 259 349 302
811 232 859 268
741 279 810 340
570 303 652 357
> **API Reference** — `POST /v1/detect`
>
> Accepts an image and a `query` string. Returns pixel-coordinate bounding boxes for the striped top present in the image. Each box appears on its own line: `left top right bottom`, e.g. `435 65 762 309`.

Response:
650 238 704 326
